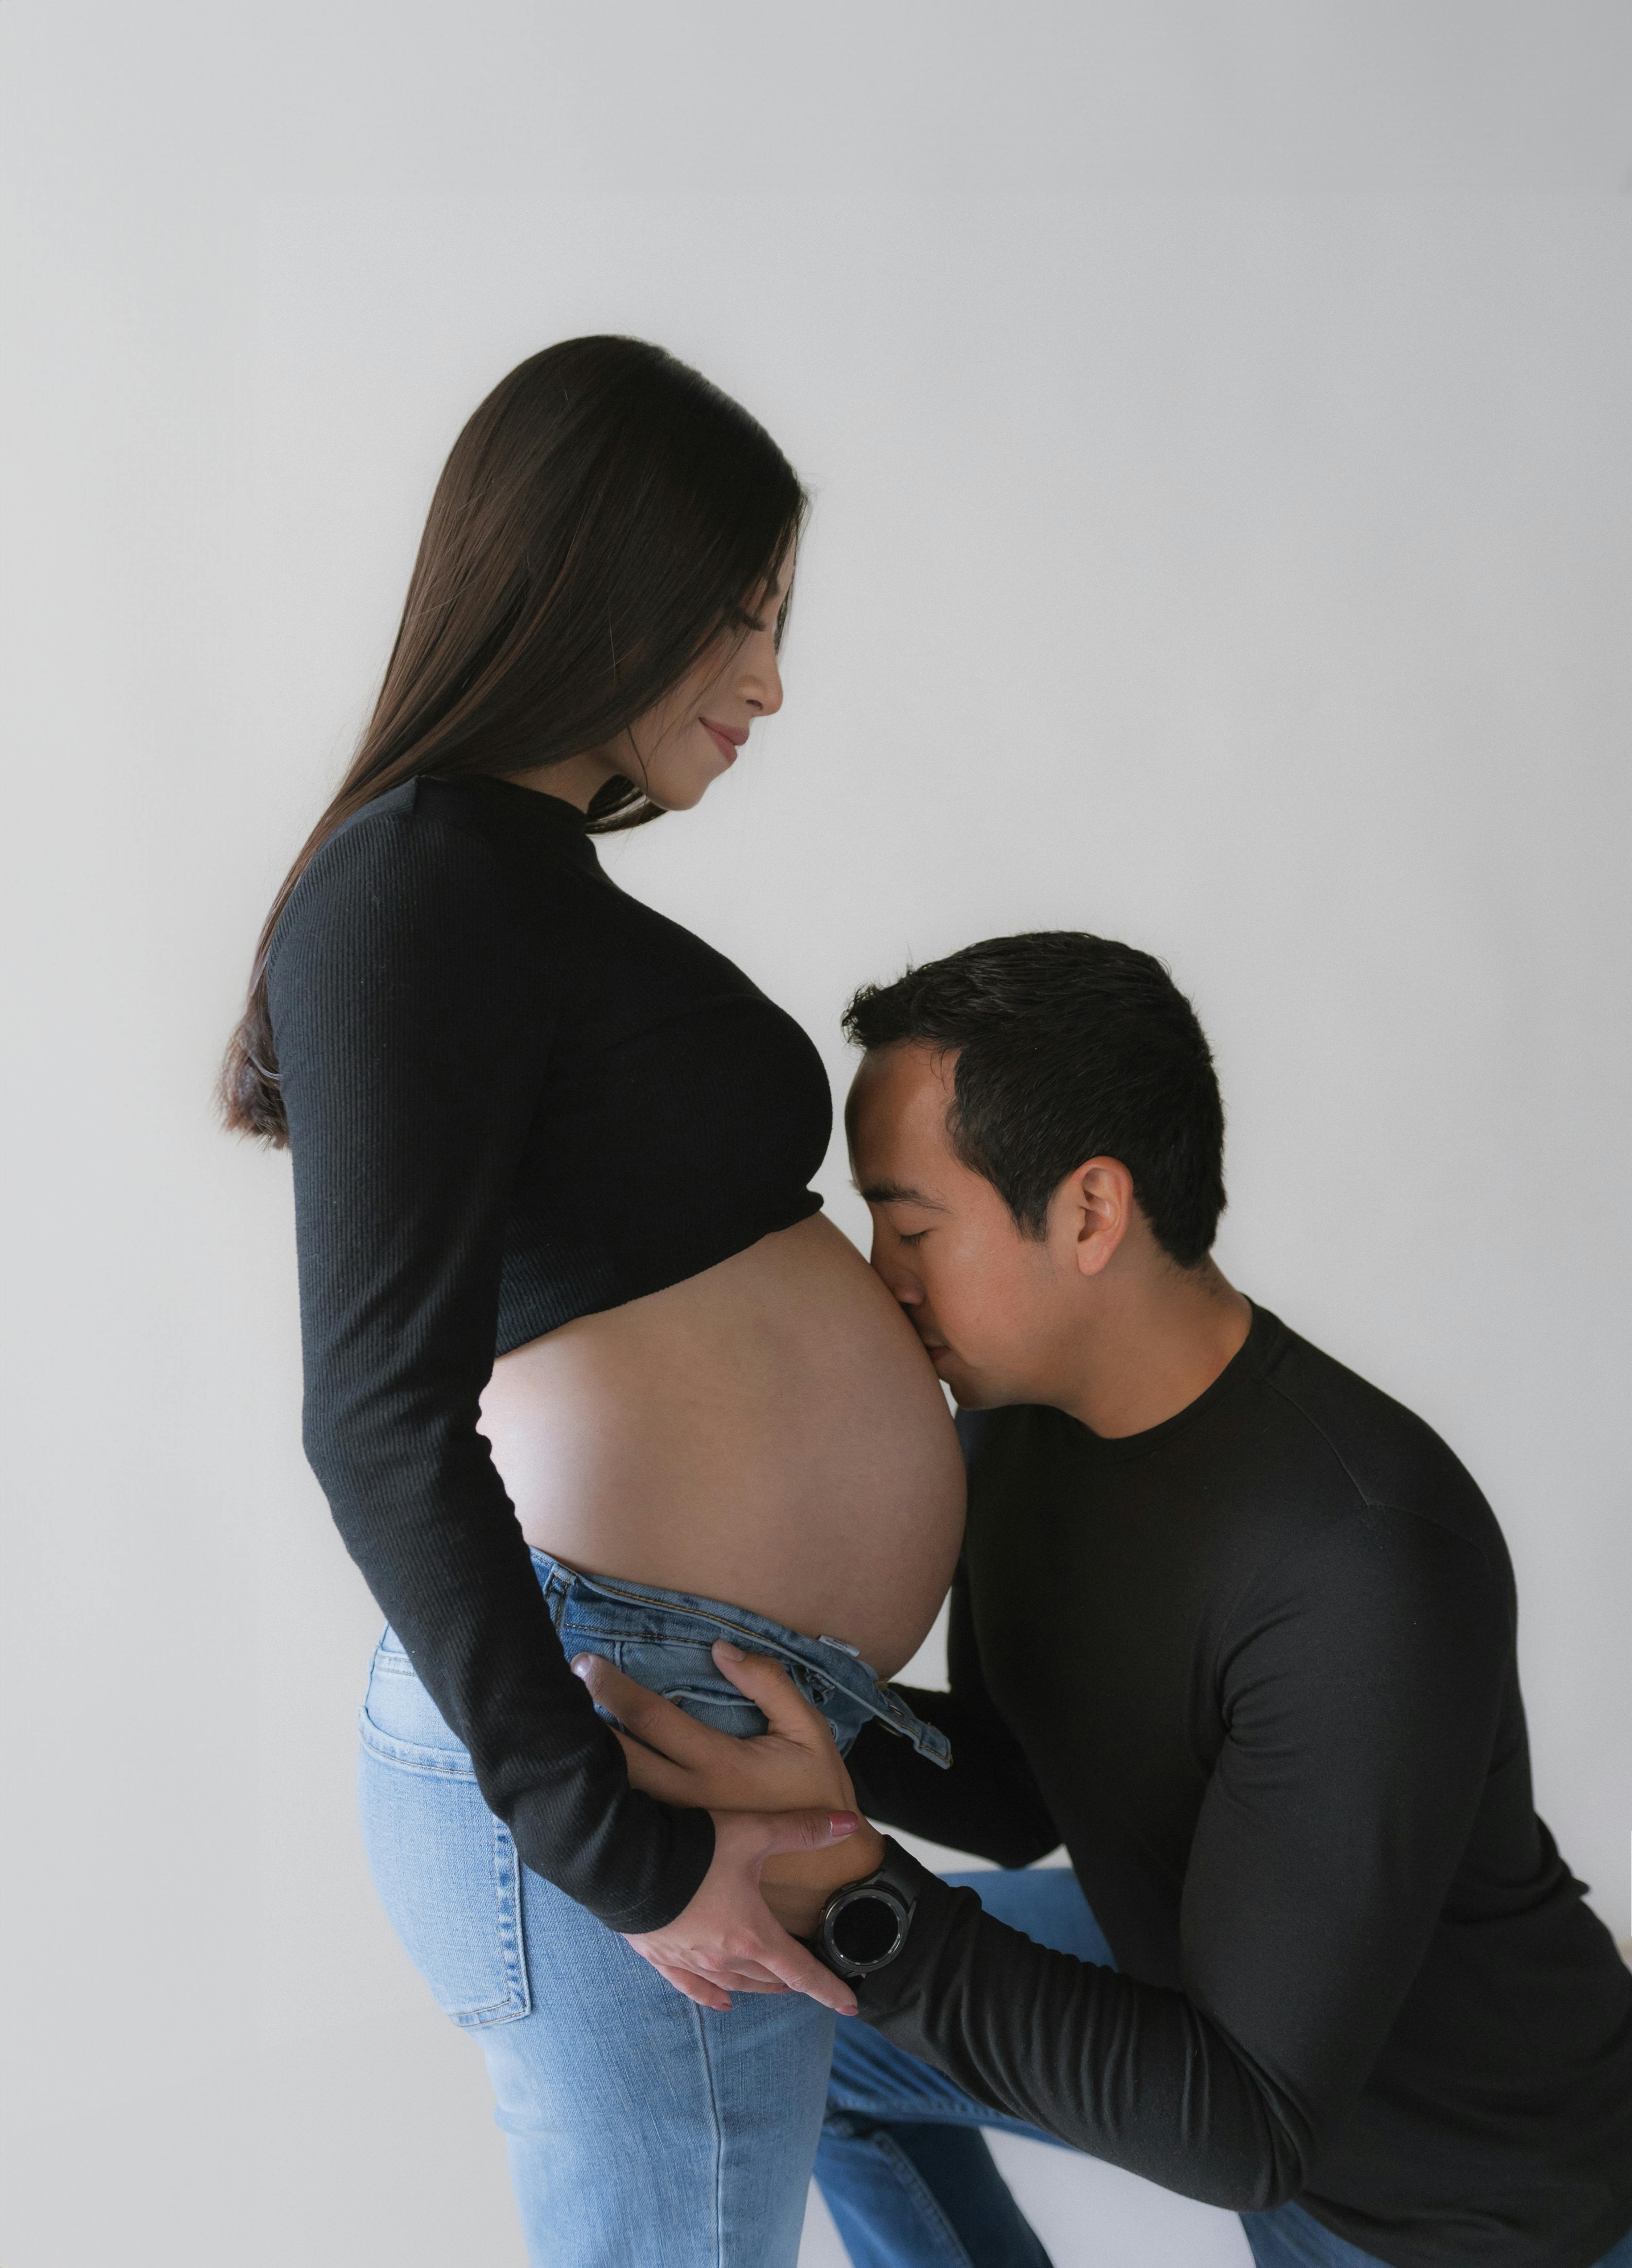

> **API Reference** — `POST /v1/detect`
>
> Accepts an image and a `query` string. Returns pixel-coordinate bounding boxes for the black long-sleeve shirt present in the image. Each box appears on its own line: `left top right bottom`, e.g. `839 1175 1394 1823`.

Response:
848 1307 1632 2268
266 773 831 1930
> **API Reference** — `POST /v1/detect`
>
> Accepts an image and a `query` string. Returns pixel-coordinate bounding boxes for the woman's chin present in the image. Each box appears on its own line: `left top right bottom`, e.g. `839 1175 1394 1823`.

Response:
643 766 722 813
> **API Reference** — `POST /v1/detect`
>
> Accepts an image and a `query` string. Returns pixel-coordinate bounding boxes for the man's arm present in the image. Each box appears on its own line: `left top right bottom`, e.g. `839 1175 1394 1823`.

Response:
848 1557 1060 1867
852 1510 1510 2210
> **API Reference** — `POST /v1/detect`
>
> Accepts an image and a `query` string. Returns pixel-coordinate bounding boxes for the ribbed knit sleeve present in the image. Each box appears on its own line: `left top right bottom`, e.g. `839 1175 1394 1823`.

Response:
266 797 715 1932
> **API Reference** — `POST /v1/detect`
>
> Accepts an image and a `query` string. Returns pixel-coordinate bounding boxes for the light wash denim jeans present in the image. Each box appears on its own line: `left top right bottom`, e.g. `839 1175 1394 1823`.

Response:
357 1546 950 2268
819 1867 1632 2268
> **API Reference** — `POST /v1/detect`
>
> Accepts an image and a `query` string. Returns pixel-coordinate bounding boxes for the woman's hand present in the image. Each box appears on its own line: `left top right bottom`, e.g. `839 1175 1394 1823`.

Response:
574 1643 887 2003
624 1805 870 2016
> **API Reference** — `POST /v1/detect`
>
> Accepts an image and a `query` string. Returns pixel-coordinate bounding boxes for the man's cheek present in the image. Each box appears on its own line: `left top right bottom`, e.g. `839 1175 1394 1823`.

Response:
944 1233 1006 1327
926 1251 972 1326
934 1275 996 1357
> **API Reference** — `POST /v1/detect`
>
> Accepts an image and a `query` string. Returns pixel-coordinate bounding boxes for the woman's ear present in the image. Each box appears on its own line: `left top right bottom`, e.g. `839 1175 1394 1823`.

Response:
1063 1157 1136 1279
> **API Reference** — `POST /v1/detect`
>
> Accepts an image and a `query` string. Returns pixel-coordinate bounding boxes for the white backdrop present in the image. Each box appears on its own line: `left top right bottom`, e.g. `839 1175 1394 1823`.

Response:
3 7 1630 2264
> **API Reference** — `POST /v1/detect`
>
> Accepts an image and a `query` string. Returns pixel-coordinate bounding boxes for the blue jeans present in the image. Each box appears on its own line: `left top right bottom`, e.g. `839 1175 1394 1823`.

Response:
357 1548 950 2268
818 1867 1632 2268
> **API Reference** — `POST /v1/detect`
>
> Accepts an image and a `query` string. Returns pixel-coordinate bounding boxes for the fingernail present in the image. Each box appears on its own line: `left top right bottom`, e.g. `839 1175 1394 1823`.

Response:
570 1656 592 1678
828 1812 859 1835
713 1640 746 1663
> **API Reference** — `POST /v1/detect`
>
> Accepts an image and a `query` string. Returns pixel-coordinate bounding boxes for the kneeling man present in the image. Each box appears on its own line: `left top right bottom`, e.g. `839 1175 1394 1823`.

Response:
582 931 1632 2268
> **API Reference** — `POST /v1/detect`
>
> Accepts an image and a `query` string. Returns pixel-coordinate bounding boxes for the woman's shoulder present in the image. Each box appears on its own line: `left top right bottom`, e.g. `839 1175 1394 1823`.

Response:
269 777 595 973
310 774 542 886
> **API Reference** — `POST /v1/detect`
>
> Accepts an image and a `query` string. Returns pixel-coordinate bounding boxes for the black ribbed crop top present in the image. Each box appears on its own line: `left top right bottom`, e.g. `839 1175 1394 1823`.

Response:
266 773 832 1930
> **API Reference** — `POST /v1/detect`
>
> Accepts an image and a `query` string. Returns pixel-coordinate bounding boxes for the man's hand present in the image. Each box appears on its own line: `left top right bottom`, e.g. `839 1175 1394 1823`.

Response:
575 1642 888 1991
575 1640 858 1817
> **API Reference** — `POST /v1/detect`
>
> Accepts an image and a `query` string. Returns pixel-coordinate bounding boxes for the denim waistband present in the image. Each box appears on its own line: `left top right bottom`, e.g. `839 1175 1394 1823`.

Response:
529 1547 952 1770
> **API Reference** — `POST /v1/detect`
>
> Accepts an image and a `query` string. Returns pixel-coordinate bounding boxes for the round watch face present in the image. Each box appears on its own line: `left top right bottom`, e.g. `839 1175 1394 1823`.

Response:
830 1888 907 1970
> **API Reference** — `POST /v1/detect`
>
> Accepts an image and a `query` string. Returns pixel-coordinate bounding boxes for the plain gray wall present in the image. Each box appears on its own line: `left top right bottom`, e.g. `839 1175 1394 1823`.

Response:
3 7 1629 2263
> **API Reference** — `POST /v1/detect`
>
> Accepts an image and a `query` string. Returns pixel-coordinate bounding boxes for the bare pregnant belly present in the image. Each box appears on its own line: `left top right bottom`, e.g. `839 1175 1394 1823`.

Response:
478 1214 965 1681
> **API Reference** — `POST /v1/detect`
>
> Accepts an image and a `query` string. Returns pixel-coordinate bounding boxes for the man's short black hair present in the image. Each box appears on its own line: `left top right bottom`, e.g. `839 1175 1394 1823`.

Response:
843 931 1226 1268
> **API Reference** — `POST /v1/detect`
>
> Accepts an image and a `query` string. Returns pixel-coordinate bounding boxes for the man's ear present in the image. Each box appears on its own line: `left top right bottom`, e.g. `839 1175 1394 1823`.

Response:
1059 1158 1135 1279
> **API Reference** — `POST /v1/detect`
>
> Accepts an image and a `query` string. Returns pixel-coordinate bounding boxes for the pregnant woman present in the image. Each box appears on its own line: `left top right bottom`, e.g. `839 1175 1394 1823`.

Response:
219 336 964 2267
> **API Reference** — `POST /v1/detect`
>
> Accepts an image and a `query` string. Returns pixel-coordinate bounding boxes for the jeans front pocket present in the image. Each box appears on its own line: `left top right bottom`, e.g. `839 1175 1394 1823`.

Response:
357 1630 529 2030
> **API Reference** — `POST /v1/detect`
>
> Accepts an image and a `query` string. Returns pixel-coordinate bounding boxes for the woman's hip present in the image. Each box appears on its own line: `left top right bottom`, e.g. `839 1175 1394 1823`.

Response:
354 1552 943 2263
351 1550 947 2035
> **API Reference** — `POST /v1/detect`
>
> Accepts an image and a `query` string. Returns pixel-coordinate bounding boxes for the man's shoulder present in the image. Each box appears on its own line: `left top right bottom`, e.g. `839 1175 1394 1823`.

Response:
1252 1311 1479 1502
954 1315 1507 1582
1249 1310 1501 1560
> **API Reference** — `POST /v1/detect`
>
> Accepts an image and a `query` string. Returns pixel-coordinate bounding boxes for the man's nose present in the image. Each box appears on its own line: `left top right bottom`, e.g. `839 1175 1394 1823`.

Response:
870 1245 922 1305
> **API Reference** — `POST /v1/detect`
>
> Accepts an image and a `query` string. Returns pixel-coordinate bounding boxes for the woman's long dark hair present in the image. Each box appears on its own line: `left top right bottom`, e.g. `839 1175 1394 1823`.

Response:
220 336 807 1145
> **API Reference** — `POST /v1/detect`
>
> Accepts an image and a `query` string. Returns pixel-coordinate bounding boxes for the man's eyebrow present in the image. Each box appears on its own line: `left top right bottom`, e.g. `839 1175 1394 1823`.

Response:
854 1178 948 1210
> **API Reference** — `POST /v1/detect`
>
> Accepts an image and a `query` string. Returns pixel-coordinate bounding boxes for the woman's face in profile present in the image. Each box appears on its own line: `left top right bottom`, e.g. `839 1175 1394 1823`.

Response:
626 551 794 811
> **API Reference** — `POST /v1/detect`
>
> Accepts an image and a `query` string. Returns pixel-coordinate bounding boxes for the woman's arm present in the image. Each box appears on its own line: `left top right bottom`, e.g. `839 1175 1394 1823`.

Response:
269 794 714 1932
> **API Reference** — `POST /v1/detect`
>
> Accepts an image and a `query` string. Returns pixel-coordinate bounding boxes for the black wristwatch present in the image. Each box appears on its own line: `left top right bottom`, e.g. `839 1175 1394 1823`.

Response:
815 1840 920 1979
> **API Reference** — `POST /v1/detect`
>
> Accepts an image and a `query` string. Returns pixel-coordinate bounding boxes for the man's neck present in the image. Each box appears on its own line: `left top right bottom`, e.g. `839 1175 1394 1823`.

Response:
1052 1261 1253 1440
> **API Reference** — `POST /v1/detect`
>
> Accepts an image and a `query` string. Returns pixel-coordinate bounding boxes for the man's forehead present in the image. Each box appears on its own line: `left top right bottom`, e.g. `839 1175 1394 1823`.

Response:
847 1044 957 1182
849 1040 949 1114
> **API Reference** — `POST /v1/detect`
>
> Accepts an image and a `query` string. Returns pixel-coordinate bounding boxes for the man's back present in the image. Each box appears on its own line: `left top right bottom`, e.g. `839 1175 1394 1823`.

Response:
854 1306 1632 2264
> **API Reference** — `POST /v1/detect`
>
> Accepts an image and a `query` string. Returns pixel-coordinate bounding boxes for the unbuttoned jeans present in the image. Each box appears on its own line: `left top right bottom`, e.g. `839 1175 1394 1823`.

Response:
357 1548 950 2268
817 1866 1632 2268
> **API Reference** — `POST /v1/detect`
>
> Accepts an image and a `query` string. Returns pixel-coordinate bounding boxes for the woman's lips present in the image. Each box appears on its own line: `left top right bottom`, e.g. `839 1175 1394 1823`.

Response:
701 718 746 763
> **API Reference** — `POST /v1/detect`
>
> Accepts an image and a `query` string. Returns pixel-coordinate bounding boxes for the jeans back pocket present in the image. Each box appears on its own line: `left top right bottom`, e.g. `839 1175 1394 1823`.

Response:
357 1632 529 2030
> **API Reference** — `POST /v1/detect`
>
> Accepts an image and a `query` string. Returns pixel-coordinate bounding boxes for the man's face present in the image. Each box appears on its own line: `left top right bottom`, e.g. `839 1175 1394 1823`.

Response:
846 1043 1075 1411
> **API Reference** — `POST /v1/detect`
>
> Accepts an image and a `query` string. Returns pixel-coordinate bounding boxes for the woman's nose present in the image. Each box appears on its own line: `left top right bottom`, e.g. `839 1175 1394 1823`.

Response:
743 635 783 718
